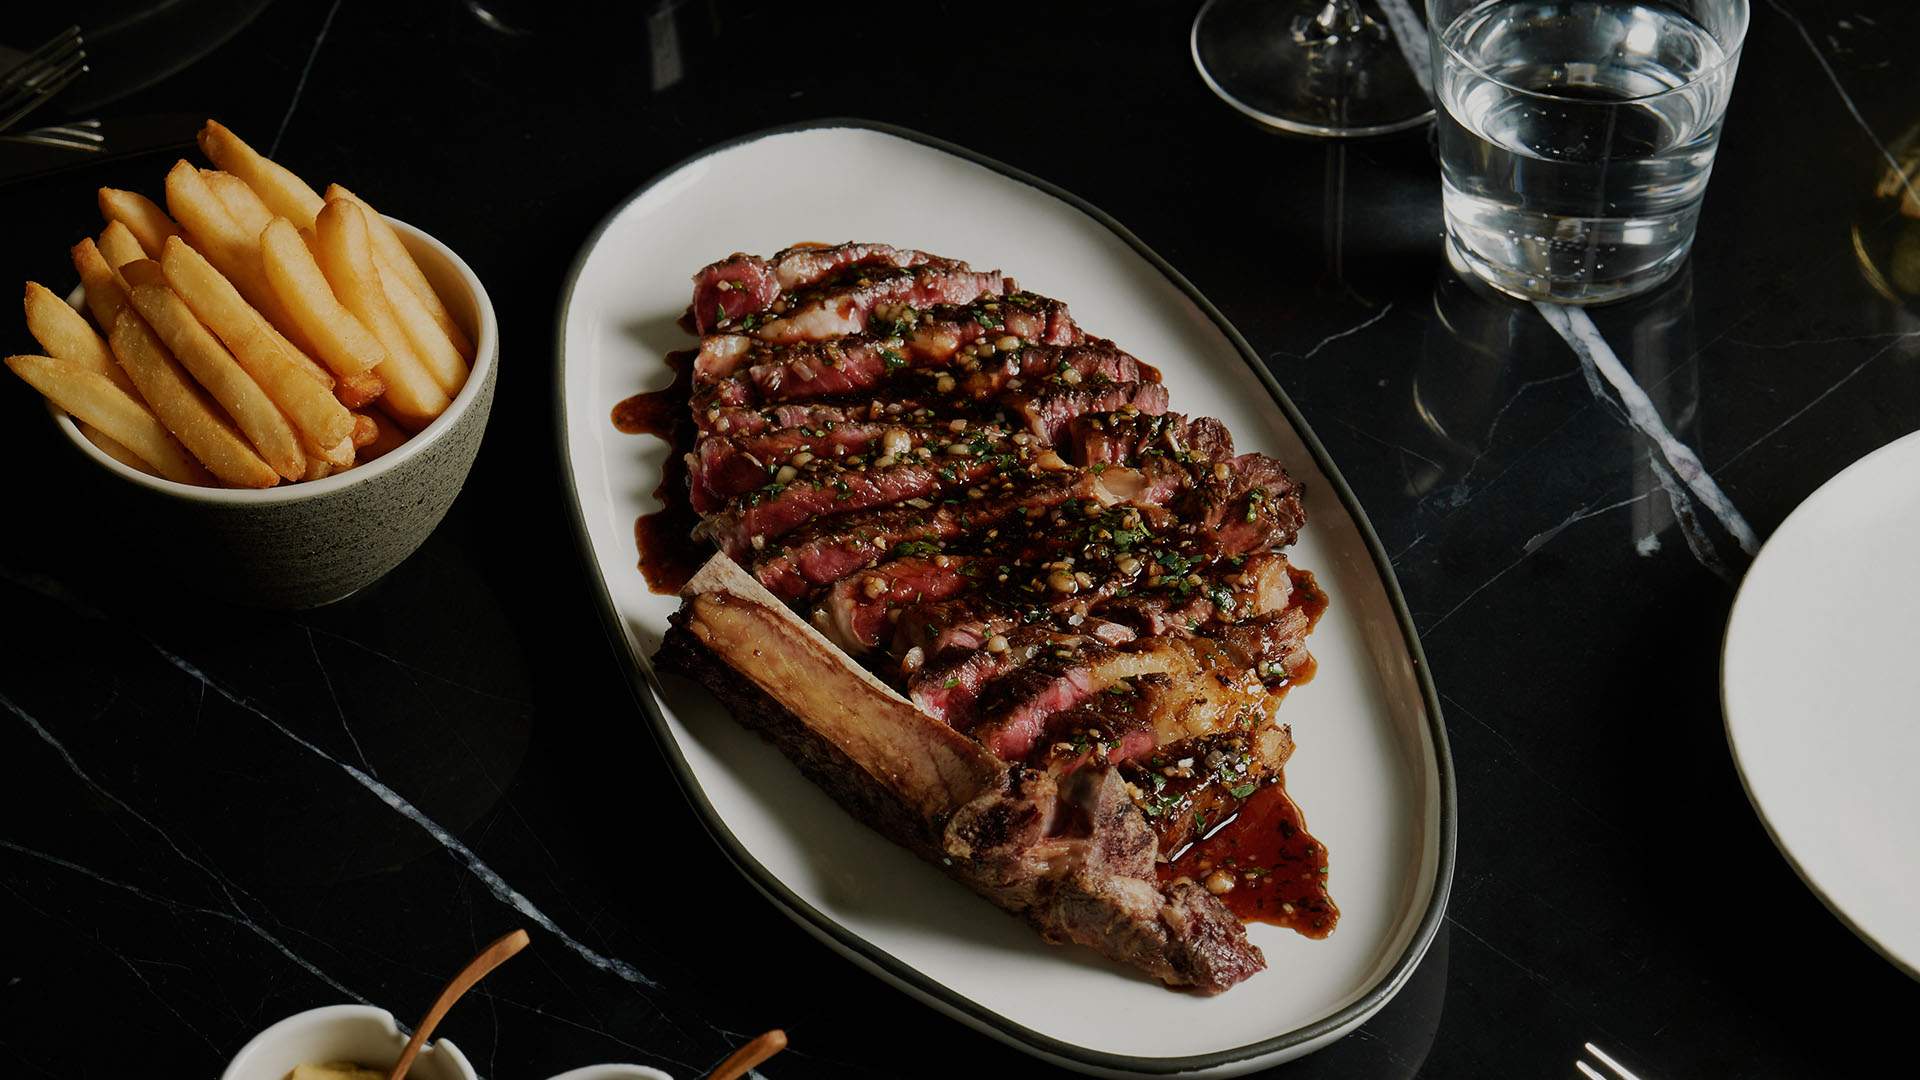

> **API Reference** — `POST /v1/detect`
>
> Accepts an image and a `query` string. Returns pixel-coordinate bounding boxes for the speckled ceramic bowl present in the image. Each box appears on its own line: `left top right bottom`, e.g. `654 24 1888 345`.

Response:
220 1003 478 1080
55 217 497 609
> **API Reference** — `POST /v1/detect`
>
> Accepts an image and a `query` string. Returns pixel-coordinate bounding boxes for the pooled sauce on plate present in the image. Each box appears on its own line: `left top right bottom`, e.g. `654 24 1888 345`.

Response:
612 349 709 593
1156 566 1335 936
1160 778 1339 936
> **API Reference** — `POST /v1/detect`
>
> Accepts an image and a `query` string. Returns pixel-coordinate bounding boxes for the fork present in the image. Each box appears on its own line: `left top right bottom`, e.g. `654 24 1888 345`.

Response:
1577 1042 1650 1080
0 26 87 134
0 117 105 152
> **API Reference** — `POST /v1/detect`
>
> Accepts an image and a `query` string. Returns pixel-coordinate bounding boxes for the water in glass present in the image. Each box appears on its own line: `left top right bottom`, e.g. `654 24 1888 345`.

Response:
1433 1 1743 303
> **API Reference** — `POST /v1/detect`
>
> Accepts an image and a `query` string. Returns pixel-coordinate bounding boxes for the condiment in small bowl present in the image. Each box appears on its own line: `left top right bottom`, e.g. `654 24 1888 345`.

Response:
53 216 498 609
546 1066 675 1080
220 1004 478 1080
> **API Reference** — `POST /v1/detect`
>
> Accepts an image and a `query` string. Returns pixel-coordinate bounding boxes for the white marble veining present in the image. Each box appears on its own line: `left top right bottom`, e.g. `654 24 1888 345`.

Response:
1 694 375 1007
148 645 663 992
1535 302 1759 556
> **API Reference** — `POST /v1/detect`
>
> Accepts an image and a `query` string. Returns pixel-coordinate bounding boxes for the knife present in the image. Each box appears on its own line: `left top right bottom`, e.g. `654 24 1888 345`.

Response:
0 112 200 186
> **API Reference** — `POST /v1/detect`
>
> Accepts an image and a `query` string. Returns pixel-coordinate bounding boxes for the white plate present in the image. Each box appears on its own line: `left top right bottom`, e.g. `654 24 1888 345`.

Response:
556 121 1455 1077
1724 429 1920 981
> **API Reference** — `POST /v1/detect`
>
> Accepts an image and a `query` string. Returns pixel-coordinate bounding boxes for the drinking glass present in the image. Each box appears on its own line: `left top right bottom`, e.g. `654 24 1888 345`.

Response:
1428 0 1749 303
1193 0 1436 138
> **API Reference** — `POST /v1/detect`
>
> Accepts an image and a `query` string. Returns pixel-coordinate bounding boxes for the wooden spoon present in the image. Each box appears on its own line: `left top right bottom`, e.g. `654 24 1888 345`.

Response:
387 929 530 1080
703 1029 788 1080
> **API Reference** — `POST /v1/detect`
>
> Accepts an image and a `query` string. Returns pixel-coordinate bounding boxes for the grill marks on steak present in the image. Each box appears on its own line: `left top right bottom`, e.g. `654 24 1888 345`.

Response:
665 245 1330 994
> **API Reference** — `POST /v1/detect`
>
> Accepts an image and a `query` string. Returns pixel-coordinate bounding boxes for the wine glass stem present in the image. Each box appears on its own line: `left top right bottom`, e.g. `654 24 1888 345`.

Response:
1299 1 1382 44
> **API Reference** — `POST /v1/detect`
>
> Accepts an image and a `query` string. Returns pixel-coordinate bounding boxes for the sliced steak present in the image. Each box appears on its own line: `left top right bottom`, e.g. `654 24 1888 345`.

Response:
1070 412 1234 468
689 254 782 335
695 398 934 437
756 265 1008 344
771 242 948 291
658 244 1334 995
1010 382 1170 443
904 291 1079 356
753 470 1092 600
814 555 979 654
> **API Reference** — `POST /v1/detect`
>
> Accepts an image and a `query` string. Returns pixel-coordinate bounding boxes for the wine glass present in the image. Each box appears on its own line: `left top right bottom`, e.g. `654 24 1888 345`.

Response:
1192 0 1435 138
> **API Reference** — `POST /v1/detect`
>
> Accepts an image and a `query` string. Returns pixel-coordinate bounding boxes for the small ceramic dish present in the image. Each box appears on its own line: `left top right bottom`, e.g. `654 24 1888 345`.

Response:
219 1003 478 1080
54 216 498 609
546 1065 676 1080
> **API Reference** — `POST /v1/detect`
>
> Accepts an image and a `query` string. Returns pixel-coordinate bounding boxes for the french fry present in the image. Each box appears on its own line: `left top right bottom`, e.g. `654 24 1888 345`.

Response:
350 412 378 448
310 430 355 468
23 281 137 396
71 238 130 336
79 421 157 476
203 169 275 238
312 201 448 425
326 184 473 360
128 282 307 482
108 309 278 488
259 216 385 378
358 408 409 462
4 354 208 484
198 121 324 227
377 249 468 396
164 160 319 358
302 455 335 481
98 188 182 258
98 221 147 271
335 369 385 407
118 258 167 290
160 236 353 448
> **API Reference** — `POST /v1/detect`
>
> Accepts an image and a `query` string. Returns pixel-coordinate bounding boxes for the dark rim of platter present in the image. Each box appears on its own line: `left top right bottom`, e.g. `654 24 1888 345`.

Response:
553 117 1458 1075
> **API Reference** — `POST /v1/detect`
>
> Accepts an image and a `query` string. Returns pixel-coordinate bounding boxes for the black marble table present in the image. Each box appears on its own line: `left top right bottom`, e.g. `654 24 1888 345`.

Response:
3 2 1917 1076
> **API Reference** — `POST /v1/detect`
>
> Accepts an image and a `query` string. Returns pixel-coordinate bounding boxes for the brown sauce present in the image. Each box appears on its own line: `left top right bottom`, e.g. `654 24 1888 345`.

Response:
611 349 710 594
1286 564 1328 689
1159 777 1339 936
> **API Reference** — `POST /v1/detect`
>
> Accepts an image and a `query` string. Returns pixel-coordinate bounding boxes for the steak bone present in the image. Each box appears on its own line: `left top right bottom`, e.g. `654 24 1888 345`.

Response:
658 553 1265 993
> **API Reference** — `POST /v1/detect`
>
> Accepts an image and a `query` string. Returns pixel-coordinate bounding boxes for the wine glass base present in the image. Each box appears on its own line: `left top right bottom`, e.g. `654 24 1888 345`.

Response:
1192 0 1435 138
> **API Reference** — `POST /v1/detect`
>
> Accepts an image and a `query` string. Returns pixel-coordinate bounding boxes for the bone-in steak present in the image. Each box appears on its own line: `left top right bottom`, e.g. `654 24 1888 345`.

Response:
653 242 1331 994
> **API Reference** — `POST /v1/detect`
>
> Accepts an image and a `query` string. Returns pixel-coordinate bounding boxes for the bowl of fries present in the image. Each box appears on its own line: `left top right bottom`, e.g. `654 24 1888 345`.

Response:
6 121 498 608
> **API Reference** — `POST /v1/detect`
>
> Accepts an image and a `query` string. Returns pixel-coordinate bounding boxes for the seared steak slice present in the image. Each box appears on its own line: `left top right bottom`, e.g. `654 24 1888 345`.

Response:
752 471 1092 600
816 556 979 653
743 338 924 402
770 242 947 291
757 265 1008 344
691 420 1012 510
695 454 1015 558
661 555 1263 993
1011 382 1170 442
1070 412 1234 468
691 243 952 334
904 291 1079 355
1181 453 1308 557
689 254 782 335
696 399 934 438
